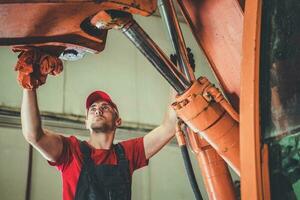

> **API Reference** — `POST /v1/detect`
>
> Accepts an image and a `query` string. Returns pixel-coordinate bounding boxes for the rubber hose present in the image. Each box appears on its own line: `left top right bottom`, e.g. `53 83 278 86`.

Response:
180 145 203 200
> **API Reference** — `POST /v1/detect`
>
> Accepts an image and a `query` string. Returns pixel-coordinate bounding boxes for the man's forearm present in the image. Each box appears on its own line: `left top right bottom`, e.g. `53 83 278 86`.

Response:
21 89 44 142
144 89 178 159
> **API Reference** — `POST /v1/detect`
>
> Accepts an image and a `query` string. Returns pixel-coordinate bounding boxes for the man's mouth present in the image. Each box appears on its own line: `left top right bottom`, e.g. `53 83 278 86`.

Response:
95 116 105 120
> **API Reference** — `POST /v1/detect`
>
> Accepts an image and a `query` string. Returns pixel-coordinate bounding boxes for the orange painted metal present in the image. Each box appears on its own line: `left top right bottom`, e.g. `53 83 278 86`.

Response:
240 0 263 198
0 2 107 54
172 77 240 175
175 121 186 146
187 128 236 200
205 84 239 122
176 0 243 111
0 0 156 54
90 10 133 30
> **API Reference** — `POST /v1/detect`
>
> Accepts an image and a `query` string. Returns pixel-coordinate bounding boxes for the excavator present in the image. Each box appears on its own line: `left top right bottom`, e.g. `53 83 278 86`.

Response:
0 0 299 199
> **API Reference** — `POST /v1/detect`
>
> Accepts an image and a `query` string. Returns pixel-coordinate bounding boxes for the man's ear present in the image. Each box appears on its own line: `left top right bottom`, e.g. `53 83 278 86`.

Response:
115 117 122 127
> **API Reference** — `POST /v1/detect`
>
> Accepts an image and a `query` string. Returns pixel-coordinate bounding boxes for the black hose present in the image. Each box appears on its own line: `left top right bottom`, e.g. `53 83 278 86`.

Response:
25 145 33 200
180 145 203 200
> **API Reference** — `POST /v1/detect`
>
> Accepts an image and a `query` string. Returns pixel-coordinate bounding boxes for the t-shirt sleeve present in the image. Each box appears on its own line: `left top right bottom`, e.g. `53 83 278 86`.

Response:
120 137 149 174
47 135 73 172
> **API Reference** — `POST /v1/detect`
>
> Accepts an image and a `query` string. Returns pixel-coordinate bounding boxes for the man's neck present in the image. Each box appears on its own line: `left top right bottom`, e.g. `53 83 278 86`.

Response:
88 131 115 149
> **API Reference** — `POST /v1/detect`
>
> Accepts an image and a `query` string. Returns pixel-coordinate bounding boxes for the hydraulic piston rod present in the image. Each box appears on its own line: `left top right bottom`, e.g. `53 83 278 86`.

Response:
158 0 195 82
121 20 191 94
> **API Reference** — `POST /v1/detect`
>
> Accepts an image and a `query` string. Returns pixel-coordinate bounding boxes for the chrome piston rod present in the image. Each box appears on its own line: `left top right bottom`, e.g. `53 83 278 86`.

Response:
158 0 195 82
121 20 191 94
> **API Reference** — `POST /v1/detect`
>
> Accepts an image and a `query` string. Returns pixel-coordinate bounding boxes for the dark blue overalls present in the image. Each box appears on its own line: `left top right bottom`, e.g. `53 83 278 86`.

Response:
74 142 131 200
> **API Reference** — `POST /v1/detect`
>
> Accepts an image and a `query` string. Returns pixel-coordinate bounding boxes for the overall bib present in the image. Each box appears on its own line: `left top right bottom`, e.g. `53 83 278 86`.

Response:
74 142 131 200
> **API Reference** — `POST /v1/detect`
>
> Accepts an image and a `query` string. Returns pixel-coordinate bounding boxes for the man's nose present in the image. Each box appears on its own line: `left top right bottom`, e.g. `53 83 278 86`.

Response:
95 109 103 115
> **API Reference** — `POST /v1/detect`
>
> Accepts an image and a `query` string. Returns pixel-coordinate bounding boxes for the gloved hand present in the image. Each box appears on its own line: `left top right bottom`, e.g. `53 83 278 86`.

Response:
14 48 63 89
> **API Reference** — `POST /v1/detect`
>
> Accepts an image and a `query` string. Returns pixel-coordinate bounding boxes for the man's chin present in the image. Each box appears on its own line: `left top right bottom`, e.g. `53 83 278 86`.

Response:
91 128 109 134
90 123 113 133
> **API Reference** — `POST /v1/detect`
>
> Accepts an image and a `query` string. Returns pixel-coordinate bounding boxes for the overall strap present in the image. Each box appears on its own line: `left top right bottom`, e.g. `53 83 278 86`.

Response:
114 143 131 183
114 143 126 163
80 141 92 164
75 141 100 200
79 141 100 198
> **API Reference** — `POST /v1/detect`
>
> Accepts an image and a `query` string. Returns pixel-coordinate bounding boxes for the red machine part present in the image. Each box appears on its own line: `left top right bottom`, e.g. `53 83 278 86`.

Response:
176 0 243 111
187 128 236 200
175 119 236 199
0 0 156 55
172 77 240 175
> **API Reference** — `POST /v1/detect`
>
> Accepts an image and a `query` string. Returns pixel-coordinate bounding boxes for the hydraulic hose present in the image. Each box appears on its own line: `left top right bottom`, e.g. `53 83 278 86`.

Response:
180 146 203 200
176 122 203 200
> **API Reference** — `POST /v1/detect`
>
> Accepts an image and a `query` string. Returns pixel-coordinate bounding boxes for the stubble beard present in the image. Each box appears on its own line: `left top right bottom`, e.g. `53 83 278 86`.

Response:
90 121 115 133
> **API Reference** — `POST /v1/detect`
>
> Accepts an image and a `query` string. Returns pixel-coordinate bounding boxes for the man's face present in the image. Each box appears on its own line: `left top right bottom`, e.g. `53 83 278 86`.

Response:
85 100 121 133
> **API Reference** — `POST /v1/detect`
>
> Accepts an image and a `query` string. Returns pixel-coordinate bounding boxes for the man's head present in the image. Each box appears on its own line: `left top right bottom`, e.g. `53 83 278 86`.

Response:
85 91 121 133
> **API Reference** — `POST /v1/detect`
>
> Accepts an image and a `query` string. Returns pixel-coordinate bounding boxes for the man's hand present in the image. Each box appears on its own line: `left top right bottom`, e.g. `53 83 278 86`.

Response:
14 48 63 89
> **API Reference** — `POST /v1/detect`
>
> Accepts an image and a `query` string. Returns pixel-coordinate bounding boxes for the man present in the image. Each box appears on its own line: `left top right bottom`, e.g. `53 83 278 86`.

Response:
18 49 177 200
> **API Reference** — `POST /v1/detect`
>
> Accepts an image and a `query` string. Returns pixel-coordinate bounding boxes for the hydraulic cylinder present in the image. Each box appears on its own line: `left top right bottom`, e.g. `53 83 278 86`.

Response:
172 77 240 175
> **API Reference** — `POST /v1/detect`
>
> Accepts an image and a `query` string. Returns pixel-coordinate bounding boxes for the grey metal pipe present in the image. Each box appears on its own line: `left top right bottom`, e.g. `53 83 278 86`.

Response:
158 0 195 82
121 20 191 94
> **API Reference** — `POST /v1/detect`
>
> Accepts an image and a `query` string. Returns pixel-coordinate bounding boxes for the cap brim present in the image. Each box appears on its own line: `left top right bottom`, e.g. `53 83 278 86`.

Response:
85 91 118 113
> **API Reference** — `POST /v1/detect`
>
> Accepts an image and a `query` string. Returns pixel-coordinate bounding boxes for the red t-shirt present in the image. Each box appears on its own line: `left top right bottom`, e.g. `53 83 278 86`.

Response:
48 136 148 200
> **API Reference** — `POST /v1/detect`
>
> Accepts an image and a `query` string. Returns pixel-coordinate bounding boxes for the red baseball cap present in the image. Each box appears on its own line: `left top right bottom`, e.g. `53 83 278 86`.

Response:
85 90 118 112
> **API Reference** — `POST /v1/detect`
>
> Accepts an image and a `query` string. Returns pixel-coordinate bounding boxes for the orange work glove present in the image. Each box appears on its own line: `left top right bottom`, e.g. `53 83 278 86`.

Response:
14 48 63 90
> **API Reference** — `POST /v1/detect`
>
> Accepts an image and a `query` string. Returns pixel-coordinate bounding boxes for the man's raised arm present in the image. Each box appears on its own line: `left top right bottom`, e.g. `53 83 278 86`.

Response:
143 89 178 159
21 89 63 162
17 48 64 162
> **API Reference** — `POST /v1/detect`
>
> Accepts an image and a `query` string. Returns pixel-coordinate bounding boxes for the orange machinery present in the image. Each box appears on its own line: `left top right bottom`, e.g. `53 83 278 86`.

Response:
1 0 300 199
